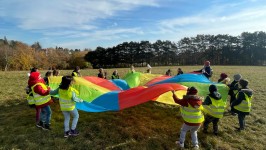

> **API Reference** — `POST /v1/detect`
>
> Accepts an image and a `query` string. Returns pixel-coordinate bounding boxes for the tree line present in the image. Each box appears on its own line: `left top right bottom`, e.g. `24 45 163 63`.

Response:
1 31 266 71
0 38 91 71
85 31 266 68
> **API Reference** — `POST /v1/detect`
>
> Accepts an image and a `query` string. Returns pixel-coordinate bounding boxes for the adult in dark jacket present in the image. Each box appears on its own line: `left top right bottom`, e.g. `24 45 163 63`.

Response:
202 85 225 135
195 61 213 79
231 79 253 131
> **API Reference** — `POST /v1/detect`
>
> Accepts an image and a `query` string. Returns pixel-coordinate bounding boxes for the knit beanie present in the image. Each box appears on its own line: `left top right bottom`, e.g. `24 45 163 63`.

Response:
220 73 228 79
233 74 242 81
187 87 198 95
239 79 249 88
209 84 217 93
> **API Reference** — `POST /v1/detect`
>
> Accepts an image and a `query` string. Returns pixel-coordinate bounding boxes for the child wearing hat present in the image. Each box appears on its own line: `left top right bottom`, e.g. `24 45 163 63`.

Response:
231 79 253 131
172 87 204 149
202 85 225 135
28 72 53 130
218 73 230 84
228 74 242 114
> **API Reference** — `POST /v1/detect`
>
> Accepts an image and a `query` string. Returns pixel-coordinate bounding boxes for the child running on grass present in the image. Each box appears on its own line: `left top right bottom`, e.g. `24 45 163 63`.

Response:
50 76 83 137
172 87 204 149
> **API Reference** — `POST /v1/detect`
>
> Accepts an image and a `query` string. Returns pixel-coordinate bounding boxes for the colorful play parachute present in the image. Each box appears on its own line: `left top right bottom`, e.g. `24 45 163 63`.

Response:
49 72 229 112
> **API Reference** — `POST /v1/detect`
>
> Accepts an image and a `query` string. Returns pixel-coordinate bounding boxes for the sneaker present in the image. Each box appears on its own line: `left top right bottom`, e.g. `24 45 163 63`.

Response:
70 129 79 136
64 131 70 138
36 121 43 128
42 124 51 130
193 145 199 149
236 127 244 132
175 141 184 148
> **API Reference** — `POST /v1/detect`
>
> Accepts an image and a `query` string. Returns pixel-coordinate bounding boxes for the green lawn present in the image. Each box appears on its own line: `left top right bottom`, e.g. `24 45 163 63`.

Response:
0 66 265 150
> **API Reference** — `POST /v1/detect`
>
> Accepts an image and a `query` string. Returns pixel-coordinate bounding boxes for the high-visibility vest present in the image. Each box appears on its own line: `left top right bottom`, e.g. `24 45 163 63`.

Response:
31 83 51 106
180 104 204 123
59 87 79 111
27 92 35 105
73 72 78 77
112 75 119 79
234 92 252 112
203 96 226 118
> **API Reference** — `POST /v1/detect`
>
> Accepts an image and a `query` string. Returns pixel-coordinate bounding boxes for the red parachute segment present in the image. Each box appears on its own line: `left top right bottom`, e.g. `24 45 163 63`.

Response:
118 83 187 110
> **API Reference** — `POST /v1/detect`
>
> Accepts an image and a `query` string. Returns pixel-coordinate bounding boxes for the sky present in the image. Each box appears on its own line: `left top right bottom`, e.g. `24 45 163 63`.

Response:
1 0 266 50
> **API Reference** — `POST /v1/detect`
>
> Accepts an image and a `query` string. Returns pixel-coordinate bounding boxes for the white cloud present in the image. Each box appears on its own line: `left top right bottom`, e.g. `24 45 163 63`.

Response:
0 0 160 30
157 4 266 39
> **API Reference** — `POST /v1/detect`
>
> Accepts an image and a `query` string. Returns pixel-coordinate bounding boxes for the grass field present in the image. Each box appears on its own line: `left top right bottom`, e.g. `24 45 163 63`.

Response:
0 66 266 150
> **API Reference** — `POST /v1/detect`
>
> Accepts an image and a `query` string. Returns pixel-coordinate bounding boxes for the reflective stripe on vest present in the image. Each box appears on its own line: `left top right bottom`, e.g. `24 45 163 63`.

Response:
59 87 78 111
180 104 204 123
27 92 35 105
203 96 226 118
234 92 252 112
31 83 51 106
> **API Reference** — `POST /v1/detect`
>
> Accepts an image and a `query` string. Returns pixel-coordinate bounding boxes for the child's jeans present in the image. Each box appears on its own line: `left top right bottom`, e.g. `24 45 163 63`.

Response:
36 106 51 124
62 108 79 132
179 123 200 146
238 113 246 129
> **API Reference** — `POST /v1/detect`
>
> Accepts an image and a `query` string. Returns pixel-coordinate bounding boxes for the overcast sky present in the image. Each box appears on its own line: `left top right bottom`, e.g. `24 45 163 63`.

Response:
1 0 266 50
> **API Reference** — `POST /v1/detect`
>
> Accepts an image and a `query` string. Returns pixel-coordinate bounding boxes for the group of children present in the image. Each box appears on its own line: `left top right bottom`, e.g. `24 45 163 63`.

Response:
172 74 253 149
26 67 84 138
26 65 253 147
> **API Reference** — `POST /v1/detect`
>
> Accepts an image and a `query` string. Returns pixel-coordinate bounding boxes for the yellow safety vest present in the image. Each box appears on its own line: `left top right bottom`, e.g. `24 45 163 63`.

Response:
203 96 226 118
180 104 204 123
59 87 79 111
27 92 35 105
112 75 119 79
73 72 78 77
31 83 51 106
234 92 252 112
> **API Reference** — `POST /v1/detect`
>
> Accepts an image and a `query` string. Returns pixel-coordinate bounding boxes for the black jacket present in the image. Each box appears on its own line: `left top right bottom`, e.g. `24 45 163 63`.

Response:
231 88 253 115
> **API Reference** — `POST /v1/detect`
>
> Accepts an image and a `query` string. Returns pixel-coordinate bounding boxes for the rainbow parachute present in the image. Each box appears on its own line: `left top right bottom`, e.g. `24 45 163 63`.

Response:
49 72 229 112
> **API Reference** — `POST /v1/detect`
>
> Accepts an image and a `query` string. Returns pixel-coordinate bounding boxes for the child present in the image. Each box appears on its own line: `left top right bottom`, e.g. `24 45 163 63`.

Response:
165 69 172 76
218 73 230 84
228 74 242 105
72 66 81 77
202 85 225 135
28 72 53 130
172 87 204 149
50 76 83 137
43 71 52 85
177 68 183 75
231 79 253 131
98 68 106 79
147 64 152 73
111 70 120 79
130 65 135 73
